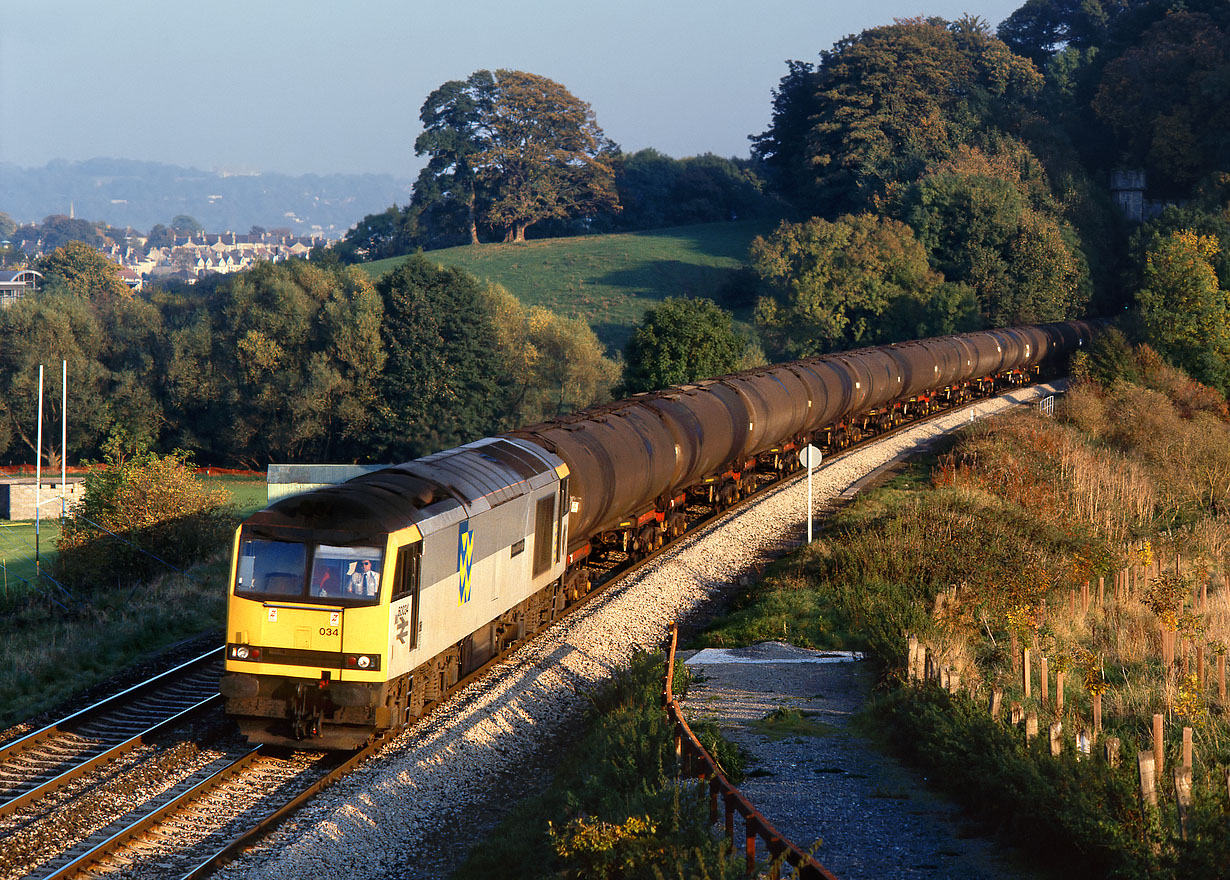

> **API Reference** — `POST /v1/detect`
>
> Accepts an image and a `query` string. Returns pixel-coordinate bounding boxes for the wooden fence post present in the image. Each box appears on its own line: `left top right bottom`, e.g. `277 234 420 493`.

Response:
1010 701 1023 725
1023 647 1031 699
1098 575 1105 608
1175 767 1193 840
907 636 919 683
1182 727 1193 771
1049 721 1063 756
1056 671 1065 712
1139 751 1157 808
1105 737 1120 768
989 688 1003 719
1197 646 1205 688
1093 692 1102 735
1153 714 1165 779
1040 656 1049 705
745 817 757 876
1026 712 1038 742
1082 580 1090 615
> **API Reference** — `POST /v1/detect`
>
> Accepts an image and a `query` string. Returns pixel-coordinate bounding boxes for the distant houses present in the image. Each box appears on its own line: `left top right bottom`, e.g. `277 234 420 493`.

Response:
102 230 326 284
0 227 329 306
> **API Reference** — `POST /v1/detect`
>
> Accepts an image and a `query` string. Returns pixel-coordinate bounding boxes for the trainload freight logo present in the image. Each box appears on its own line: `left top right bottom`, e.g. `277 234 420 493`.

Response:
458 522 474 605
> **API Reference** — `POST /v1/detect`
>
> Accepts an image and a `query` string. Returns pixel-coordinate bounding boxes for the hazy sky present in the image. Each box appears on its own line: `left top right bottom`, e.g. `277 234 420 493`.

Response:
2 0 1026 179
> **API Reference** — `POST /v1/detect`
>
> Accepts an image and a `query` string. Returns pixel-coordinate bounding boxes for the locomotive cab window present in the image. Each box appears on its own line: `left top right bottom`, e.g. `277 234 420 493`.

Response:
234 532 384 606
235 538 306 597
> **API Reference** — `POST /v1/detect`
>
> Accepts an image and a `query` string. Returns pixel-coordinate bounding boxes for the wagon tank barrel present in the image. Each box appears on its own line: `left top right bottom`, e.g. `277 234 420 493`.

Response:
508 319 1097 546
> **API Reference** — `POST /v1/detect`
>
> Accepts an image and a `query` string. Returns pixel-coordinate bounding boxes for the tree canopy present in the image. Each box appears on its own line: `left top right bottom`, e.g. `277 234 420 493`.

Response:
1135 229 1230 394
621 297 754 394
753 17 1042 215
413 69 620 243
901 145 1091 325
751 214 977 359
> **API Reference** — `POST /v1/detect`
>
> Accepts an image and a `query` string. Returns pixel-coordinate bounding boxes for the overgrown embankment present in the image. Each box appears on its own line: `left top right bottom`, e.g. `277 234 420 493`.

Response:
697 345 1230 877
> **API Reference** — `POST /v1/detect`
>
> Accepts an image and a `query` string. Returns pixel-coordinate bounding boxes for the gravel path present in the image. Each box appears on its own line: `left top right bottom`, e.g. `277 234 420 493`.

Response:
681 643 1043 880
215 383 1064 880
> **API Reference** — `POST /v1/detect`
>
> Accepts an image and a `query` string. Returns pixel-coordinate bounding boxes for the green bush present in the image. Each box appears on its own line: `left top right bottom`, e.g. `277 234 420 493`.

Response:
57 446 236 590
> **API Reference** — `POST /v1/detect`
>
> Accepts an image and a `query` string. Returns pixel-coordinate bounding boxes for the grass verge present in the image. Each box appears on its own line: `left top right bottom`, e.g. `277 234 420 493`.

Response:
452 653 744 880
689 362 1230 878
0 556 227 729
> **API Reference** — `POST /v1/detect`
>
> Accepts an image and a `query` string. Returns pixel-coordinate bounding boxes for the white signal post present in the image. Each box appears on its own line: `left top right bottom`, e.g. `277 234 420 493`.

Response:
35 365 43 574
799 444 822 544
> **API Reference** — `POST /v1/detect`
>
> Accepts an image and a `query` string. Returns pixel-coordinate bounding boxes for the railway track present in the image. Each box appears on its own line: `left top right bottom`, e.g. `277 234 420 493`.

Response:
0 382 1054 879
0 649 223 823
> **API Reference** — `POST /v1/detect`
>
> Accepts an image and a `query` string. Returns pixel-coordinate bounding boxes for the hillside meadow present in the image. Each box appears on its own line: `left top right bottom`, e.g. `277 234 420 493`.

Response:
362 220 774 351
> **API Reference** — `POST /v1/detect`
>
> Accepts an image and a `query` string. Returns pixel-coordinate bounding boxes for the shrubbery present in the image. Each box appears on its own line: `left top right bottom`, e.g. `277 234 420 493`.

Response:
57 446 236 590
698 340 1230 876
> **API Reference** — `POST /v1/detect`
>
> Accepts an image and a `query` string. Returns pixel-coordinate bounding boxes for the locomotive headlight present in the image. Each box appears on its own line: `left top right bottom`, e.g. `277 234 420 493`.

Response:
357 655 372 669
235 645 250 660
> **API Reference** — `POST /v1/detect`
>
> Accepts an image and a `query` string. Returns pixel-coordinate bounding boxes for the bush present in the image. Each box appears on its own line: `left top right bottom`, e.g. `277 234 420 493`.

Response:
57 447 236 590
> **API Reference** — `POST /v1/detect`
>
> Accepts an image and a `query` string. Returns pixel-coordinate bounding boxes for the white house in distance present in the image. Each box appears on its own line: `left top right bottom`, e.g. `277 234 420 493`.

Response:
0 269 42 307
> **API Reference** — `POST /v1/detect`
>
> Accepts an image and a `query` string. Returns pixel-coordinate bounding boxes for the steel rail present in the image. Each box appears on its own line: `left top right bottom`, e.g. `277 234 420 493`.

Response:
179 735 389 879
32 746 263 880
0 646 224 764
0 693 223 820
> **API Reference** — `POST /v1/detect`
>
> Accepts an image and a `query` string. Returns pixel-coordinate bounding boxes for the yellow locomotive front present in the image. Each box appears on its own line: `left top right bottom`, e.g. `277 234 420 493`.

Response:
221 523 416 749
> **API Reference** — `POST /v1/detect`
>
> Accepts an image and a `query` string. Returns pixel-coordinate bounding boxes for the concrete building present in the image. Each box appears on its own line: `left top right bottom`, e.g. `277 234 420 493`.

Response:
0 477 85 520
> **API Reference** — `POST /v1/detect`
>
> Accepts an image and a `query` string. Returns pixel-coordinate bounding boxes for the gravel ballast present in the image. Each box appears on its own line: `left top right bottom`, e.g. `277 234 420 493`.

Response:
217 383 1064 880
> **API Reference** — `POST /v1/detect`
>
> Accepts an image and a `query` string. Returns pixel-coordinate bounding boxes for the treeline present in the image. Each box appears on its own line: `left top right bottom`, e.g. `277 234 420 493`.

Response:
749 0 1230 375
0 242 616 467
330 1 1230 377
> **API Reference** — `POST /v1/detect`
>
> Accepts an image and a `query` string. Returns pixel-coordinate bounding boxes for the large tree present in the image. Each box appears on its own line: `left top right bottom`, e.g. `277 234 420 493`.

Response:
37 240 132 301
621 297 752 394
902 145 1091 326
1135 230 1230 394
215 260 386 465
413 70 496 246
483 283 618 427
753 17 1042 215
413 69 620 243
372 256 507 459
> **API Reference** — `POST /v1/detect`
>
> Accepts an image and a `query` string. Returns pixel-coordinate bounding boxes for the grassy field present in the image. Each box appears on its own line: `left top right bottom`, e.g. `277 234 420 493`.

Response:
362 220 775 351
0 476 266 602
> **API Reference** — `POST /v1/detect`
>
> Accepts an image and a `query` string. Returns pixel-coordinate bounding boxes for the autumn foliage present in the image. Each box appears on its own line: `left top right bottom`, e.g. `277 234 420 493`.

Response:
57 448 236 590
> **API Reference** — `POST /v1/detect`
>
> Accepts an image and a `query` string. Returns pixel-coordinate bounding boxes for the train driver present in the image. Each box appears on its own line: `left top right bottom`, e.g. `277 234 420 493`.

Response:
348 558 380 597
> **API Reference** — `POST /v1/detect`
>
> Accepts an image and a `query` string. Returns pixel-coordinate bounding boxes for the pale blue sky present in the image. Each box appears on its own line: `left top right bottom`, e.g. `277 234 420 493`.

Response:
2 0 1026 178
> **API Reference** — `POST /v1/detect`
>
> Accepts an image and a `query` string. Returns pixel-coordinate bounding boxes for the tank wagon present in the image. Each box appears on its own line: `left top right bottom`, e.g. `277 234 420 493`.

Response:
221 319 1094 748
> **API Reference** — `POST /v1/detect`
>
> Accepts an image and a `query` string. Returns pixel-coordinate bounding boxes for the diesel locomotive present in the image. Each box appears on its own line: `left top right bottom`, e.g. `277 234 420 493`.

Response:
220 319 1095 748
